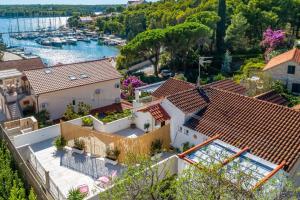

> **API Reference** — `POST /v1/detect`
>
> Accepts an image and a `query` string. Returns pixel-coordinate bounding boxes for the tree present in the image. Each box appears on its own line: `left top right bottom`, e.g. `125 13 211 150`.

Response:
28 188 37 200
225 12 249 51
216 0 226 55
221 50 232 75
164 22 211 73
8 180 26 200
121 29 165 77
67 15 83 28
99 154 298 200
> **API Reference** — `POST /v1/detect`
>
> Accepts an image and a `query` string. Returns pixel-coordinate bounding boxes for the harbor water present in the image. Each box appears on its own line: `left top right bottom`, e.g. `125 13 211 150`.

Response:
0 17 119 66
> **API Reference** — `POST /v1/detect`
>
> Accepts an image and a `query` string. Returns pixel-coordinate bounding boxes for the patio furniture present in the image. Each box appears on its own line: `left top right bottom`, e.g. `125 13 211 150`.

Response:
78 184 89 196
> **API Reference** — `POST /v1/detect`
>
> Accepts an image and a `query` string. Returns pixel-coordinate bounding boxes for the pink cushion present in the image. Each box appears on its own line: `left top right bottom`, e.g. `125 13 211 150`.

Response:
78 184 89 194
98 176 110 183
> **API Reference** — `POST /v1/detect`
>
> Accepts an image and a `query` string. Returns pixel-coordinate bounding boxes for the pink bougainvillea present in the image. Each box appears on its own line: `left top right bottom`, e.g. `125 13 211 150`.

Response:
121 76 146 98
260 27 285 61
122 76 145 88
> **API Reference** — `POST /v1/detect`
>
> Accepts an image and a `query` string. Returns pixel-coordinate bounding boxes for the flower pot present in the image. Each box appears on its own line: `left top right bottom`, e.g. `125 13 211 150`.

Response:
105 157 118 165
72 147 84 154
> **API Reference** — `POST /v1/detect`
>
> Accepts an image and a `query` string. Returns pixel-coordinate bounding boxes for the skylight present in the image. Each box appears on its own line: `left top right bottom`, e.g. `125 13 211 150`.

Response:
44 69 52 74
80 73 89 79
69 75 77 81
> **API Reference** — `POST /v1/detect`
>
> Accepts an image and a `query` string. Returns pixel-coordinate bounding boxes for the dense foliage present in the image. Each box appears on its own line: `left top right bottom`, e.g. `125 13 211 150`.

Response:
0 140 36 199
98 0 300 81
0 5 122 17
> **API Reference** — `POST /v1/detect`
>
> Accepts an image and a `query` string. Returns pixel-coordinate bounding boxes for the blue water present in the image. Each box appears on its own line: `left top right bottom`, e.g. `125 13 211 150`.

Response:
0 17 119 66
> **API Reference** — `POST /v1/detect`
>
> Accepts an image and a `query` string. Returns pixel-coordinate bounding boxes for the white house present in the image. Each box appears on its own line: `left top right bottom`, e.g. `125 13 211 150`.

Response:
157 83 300 186
264 48 300 94
23 59 122 120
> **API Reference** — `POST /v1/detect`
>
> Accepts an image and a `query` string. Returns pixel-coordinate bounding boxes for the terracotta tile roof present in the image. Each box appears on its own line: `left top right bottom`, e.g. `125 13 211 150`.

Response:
180 88 300 171
264 48 300 70
203 79 246 95
167 88 209 114
0 58 45 72
152 78 246 99
292 104 300 112
255 90 289 106
152 78 196 98
24 59 122 95
139 103 170 122
90 101 133 115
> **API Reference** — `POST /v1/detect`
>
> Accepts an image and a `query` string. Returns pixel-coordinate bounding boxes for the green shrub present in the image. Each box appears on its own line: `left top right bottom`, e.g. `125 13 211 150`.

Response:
98 109 131 123
67 188 86 200
82 116 93 126
150 139 163 156
54 136 67 150
182 142 194 152
144 123 150 132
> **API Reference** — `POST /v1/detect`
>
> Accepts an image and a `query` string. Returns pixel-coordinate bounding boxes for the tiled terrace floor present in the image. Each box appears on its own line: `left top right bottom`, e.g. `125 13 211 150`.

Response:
115 128 144 138
30 138 124 199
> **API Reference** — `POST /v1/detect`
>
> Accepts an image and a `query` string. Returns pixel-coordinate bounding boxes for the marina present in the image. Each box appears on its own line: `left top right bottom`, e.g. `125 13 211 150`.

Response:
0 17 119 66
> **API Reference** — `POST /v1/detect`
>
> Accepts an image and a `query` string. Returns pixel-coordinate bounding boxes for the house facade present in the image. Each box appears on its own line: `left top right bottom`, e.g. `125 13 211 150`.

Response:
0 58 45 120
263 48 300 94
23 59 122 120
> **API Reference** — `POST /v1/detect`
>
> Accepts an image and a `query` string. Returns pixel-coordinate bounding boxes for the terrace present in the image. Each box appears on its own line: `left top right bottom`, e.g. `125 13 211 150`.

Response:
28 138 124 199
10 115 171 199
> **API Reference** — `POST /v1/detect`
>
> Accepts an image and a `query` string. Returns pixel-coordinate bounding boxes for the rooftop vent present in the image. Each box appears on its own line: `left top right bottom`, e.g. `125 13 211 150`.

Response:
69 75 77 81
80 73 89 79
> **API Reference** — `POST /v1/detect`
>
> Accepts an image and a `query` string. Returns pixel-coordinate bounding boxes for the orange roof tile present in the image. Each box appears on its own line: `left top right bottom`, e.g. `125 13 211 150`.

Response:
169 87 300 172
255 90 289 106
152 78 196 98
24 59 122 95
264 48 300 70
203 79 246 95
0 58 45 72
139 103 170 122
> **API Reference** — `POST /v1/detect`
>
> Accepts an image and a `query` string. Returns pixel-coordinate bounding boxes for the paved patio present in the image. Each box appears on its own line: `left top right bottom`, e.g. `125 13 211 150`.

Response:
30 138 125 199
115 128 144 138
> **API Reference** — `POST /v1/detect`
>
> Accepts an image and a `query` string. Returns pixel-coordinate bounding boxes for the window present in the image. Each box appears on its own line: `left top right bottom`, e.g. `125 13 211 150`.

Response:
184 129 189 136
41 103 48 110
287 65 296 74
292 83 300 93
69 75 77 81
72 99 76 105
80 73 89 79
179 126 183 132
115 83 120 88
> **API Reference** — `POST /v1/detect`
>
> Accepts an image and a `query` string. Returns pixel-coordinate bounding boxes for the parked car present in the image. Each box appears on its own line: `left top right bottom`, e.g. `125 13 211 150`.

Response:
160 69 174 78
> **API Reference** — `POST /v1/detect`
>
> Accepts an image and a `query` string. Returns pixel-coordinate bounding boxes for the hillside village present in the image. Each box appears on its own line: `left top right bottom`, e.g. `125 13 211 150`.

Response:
0 0 300 200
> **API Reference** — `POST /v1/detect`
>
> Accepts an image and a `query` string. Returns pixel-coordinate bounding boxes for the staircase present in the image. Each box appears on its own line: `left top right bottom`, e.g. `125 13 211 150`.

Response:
8 102 22 120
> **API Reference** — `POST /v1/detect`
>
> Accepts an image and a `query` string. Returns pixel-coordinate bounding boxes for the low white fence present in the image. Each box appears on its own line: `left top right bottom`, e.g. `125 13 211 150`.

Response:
28 146 66 200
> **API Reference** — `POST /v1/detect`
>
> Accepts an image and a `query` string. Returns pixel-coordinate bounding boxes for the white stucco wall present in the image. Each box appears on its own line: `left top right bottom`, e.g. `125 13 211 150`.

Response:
36 79 121 120
135 111 155 132
265 61 300 92
100 117 132 133
13 124 60 147
161 99 186 145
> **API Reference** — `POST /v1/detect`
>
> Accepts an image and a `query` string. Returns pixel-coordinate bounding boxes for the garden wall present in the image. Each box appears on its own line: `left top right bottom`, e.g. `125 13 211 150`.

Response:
60 121 171 163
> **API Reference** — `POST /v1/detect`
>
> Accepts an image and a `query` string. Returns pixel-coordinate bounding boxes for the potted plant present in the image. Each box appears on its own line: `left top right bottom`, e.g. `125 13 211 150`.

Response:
72 138 85 154
81 116 93 128
105 148 120 165
67 188 86 200
144 123 150 132
54 136 67 151
150 139 163 160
